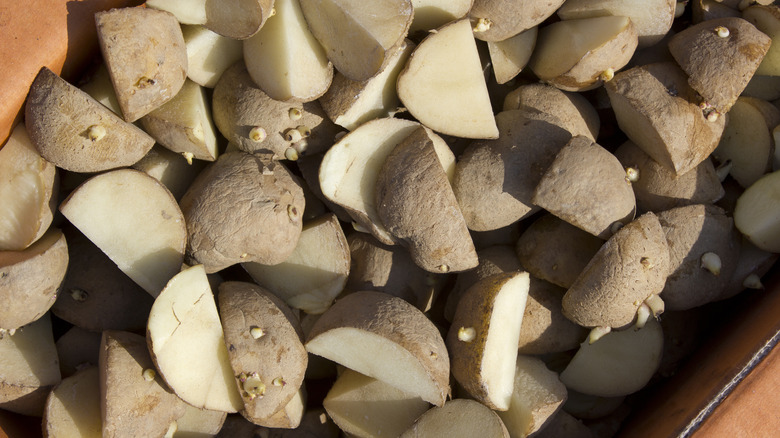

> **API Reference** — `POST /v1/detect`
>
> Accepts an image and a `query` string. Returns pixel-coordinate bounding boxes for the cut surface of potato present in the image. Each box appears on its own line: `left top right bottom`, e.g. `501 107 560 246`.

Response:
59 169 186 297
133 145 208 201
734 170 780 252
0 123 57 251
397 19 498 139
204 0 274 40
399 399 509 437
409 0 472 33
306 291 450 406
182 24 243 88
487 27 537 85
55 327 102 378
43 367 102 438
713 97 773 188
146 0 207 25
147 265 244 413
743 5 780 77
172 404 227 438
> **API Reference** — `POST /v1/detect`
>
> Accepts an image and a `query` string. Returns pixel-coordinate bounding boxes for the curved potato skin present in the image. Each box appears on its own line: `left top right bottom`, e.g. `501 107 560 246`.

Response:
24 67 155 173
218 281 307 423
180 152 305 273
400 399 510 437
562 212 671 329
469 0 564 42
518 278 588 355
205 0 274 40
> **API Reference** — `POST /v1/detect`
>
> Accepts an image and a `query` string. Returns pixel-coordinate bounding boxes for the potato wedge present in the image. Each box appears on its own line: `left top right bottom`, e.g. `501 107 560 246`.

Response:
409 0 472 33
43 367 102 438
713 97 774 187
487 27 537 85
182 25 243 88
400 399 509 437
204 0 274 40
743 5 780 76
133 145 208 201
173 404 227 438
468 0 564 42
55 327 102 378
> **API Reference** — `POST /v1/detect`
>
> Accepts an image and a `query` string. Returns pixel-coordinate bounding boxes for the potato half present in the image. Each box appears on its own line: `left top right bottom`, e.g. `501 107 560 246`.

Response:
400 399 510 437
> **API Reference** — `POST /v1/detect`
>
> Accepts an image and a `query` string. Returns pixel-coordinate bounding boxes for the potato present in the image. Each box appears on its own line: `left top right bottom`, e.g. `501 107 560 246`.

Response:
146 0 207 25
533 410 594 438
605 62 726 176
96 7 188 122
733 170 780 252
180 152 305 273
52 226 153 332
59 169 187 297
515 214 604 290
295 153 353 223
99 330 186 438
251 408 341 438
399 399 510 437
181 25 243 88
147 265 244 413
517 278 588 355
468 0 564 42
0 229 67 331
323 369 430 437
54 327 101 380
396 19 499 139
668 16 771 114
298 0 413 81
43 367 101 438
0 315 60 417
218 281 308 422
133 145 208 201
487 27 537 85
712 97 774 187
306 291 450 406
253 388 306 429
408 0 472 33
243 0 334 102
562 212 670 330
718 237 778 300
24 67 155 172
614 141 724 212
79 63 122 115
203 0 274 40
172 404 227 438
692 0 741 24
563 390 626 420
743 5 780 76
375 126 478 273
532 136 636 239
447 271 530 410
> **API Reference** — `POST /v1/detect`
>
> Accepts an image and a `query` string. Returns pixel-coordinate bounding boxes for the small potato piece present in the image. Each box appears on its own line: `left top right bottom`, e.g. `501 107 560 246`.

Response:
447 271 530 411
468 0 564 42
532 136 636 239
409 0 472 33
59 169 187 297
518 278 588 355
743 5 780 76
204 0 274 40
146 0 207 25
253 388 306 429
400 399 510 437
323 369 430 438
25 67 155 173
375 126 478 273
182 25 243 88
180 152 305 273
79 64 122 115
173 404 227 438
218 282 308 422
306 291 451 407
43 367 102 438
96 7 188 122
713 97 774 188
562 213 670 329
487 27 537 85
533 411 594 438
133 145 208 201
718 238 778 300
55 327 102 378
734 170 780 252
0 124 57 251
0 229 67 331
668 17 771 113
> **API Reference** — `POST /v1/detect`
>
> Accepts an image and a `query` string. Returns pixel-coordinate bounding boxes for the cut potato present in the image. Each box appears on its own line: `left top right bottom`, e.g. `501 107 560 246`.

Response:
409 0 472 33
203 0 274 40
306 291 451 406
518 278 588 355
253 387 306 429
468 0 564 42
244 0 334 102
713 97 773 187
55 326 102 378
400 399 510 437
298 0 414 81
172 404 227 438
487 27 537 85
146 0 207 25
734 170 780 252
79 63 122 115
182 25 243 88
133 145 208 201
243 213 350 314
59 169 186 297
446 271 530 410
147 265 244 413
397 19 499 139
43 367 102 438
743 5 780 76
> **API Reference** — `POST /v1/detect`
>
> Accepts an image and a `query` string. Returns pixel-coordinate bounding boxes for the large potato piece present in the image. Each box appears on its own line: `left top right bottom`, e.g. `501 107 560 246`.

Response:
409 0 472 33
532 136 636 239
59 169 187 297
306 291 450 406
96 7 188 122
182 25 243 88
743 5 780 76
0 229 67 331
25 67 155 172
400 399 509 437
43 367 102 438
0 124 57 251
734 170 780 252
468 0 564 42
180 152 305 273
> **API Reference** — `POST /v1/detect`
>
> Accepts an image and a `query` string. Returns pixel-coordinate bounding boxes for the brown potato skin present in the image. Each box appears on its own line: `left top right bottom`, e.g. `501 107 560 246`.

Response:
469 0 564 42
400 398 510 437
205 0 274 40
218 282 307 423
518 278 588 355
180 152 305 273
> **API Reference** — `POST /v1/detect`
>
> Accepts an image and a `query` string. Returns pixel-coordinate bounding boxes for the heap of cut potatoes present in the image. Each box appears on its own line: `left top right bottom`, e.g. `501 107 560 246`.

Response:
3 0 780 436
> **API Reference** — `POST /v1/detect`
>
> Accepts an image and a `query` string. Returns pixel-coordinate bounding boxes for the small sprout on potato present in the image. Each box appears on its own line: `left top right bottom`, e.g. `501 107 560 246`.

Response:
287 204 299 222
675 1 687 18
284 128 303 142
472 18 492 33
269 7 276 17
272 377 286 387
716 159 733 182
250 327 265 339
600 68 615 82
249 126 267 143
635 303 651 329
135 76 157 89
640 257 654 270
163 421 177 438
715 26 730 38
284 147 299 161
288 108 303 120
87 124 106 142
700 252 722 276
242 372 266 400
296 125 312 138
0 328 11 340
706 110 721 122
334 131 347 142
644 294 665 317
142 368 156 381
240 253 248 259
610 221 625 235
70 288 89 302
430 351 438 359
625 167 640 183
458 327 477 342
743 274 764 290
588 326 612 344
438 264 450 273
182 152 194 165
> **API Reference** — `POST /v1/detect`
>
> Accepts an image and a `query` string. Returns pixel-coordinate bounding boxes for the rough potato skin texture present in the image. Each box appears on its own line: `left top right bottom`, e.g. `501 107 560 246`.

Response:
401 399 510 437
0 231 67 331
532 136 636 239
306 291 451 407
669 17 771 113
615 141 724 212
657 204 741 310
519 277 588 355
562 212 671 329
605 62 726 176
96 8 187 122
24 67 155 173
218 282 307 423
376 127 478 273
205 0 273 39
99 331 186 438
180 152 305 273
469 0 565 42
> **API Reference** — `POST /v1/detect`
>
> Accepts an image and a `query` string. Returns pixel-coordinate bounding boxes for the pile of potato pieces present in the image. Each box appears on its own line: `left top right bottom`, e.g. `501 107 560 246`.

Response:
3 0 780 436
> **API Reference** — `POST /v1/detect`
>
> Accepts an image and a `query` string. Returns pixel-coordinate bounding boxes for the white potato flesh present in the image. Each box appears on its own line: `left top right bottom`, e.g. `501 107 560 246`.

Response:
734 170 780 252
397 19 499 139
560 318 663 397
80 64 122 115
133 145 207 201
743 5 780 77
409 0 472 33
147 264 243 412
244 0 333 102
59 169 186 297
0 314 60 393
182 25 243 88
529 16 633 80
146 0 207 25
172 404 227 437
713 98 772 188
43 367 102 438
0 123 56 251
488 27 537 85
557 0 676 47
